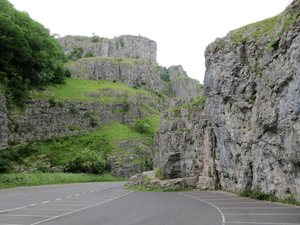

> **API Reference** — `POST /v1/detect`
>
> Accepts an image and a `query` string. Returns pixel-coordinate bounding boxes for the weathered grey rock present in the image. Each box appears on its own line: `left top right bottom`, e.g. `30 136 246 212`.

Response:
107 140 153 178
125 171 198 190
0 92 8 149
58 35 157 66
154 1 300 202
1 89 165 149
168 65 187 80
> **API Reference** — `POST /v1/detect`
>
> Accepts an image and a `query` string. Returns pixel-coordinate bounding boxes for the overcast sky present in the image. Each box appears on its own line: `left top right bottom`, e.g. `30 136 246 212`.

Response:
9 0 292 83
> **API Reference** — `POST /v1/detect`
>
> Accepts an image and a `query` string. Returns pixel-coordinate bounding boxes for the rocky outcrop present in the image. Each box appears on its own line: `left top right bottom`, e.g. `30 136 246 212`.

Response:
168 65 188 80
0 92 8 149
125 171 198 190
65 57 165 93
58 35 157 66
1 89 164 149
107 138 153 178
154 1 300 201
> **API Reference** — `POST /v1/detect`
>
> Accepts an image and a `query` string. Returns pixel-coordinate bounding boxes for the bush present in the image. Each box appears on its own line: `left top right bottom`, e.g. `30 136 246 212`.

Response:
91 35 101 42
65 68 72 78
68 47 83 60
160 73 170 82
69 103 79 114
90 115 100 127
49 97 56 107
85 51 94 58
155 167 163 180
121 98 130 112
63 149 106 174
119 37 124 47
132 118 151 134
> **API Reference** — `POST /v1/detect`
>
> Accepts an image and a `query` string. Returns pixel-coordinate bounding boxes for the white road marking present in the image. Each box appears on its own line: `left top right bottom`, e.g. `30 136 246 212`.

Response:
0 206 28 214
42 201 49 204
29 204 37 206
220 207 297 209
22 208 70 211
225 222 300 224
213 202 268 205
75 194 79 196
225 213 300 216
66 196 71 198
1 215 51 218
55 198 62 201
29 191 134 225
178 192 225 225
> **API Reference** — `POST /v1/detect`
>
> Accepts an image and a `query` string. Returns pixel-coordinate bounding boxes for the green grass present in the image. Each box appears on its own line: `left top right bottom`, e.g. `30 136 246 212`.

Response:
28 77 156 104
155 167 163 180
0 172 128 189
0 117 160 173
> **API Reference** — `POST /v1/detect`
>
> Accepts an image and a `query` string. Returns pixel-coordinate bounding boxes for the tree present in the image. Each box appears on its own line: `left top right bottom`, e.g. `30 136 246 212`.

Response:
0 0 67 107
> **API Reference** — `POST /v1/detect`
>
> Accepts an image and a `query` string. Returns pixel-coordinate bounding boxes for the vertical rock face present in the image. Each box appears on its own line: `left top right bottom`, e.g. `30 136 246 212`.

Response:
168 65 188 80
154 1 300 201
0 92 8 149
58 35 157 65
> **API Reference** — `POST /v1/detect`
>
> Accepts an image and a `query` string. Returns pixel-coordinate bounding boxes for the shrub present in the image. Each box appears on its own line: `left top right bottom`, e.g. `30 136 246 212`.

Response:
0 159 13 173
113 79 116 83
160 73 170 82
91 35 101 42
68 47 83 60
119 37 124 47
155 167 163 180
69 103 79 114
65 68 72 78
90 115 100 127
132 118 151 134
63 149 106 174
58 101 65 107
49 97 56 107
121 98 130 112
85 51 94 57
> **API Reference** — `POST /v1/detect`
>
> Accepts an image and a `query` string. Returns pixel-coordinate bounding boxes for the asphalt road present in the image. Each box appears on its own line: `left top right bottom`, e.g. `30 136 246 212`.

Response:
0 182 300 225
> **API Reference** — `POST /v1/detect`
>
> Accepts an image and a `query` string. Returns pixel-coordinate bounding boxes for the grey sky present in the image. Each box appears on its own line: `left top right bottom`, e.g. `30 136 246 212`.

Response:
9 0 292 83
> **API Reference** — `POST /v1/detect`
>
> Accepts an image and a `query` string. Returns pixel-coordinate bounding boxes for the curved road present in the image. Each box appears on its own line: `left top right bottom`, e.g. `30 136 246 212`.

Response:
0 182 299 225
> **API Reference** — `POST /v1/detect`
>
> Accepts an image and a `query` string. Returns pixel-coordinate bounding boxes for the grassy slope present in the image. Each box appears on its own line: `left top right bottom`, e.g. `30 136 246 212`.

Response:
0 114 160 173
29 77 167 104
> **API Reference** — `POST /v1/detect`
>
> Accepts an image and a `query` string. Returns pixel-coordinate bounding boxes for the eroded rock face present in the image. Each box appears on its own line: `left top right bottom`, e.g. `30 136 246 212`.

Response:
1 89 165 149
58 35 157 65
0 92 8 149
154 2 300 201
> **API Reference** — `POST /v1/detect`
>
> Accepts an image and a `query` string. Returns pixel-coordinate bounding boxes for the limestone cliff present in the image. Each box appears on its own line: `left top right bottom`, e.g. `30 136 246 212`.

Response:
58 35 157 66
154 1 300 201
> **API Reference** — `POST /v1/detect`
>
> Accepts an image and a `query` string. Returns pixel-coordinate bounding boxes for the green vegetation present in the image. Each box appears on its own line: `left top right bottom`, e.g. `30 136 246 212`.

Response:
0 172 128 189
28 77 163 105
244 90 257 103
0 0 67 108
132 118 151 134
85 51 94 58
155 167 163 180
239 189 300 206
63 149 106 174
68 47 83 60
91 35 101 43
160 73 170 82
0 116 160 174
119 37 124 47
226 1 300 46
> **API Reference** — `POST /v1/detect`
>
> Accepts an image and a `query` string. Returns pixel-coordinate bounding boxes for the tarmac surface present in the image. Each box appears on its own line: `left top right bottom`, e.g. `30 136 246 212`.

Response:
0 182 299 225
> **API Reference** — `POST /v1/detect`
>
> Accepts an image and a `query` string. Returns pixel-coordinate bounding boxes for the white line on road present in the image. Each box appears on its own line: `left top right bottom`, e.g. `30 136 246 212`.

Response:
220 207 297 209
1 215 51 218
55 198 62 201
178 192 225 225
225 222 300 224
29 204 37 206
29 191 134 225
42 201 49 204
0 206 28 214
66 196 71 198
225 213 300 215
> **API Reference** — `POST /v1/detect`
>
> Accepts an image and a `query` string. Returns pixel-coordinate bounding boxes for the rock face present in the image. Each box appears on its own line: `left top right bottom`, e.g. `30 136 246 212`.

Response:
1 89 164 149
154 1 300 201
58 35 157 66
0 92 8 149
65 57 165 93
